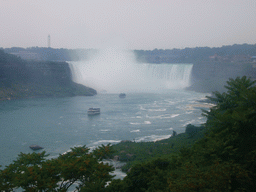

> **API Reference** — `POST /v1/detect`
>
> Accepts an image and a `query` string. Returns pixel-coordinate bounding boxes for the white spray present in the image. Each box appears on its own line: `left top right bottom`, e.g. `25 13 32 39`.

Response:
69 47 193 93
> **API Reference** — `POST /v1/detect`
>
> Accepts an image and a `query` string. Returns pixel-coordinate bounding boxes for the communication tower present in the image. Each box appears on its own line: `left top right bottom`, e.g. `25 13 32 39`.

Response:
48 35 51 48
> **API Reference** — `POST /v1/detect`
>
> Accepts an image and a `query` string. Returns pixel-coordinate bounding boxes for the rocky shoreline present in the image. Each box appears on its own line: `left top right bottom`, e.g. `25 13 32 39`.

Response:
0 82 97 101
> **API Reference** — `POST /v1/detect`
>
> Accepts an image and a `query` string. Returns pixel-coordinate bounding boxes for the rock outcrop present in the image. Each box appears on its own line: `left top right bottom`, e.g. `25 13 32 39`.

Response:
29 145 44 150
0 50 97 100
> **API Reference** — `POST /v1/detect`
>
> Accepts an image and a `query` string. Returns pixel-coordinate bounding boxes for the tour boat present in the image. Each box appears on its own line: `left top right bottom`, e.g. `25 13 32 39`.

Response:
29 145 44 150
119 93 126 98
87 108 100 115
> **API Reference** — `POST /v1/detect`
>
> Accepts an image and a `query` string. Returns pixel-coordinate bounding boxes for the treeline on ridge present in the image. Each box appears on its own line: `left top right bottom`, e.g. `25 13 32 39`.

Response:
2 43 256 63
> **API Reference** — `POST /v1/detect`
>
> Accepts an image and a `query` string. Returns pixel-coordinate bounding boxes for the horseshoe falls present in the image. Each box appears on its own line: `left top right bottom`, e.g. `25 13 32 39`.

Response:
68 49 193 93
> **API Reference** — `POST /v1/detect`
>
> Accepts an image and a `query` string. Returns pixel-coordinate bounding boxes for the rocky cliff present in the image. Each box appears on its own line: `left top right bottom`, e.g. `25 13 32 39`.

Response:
187 61 256 93
0 50 97 100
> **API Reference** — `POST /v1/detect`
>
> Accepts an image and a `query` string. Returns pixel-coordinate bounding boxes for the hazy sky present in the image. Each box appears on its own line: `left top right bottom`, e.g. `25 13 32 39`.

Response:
1 0 256 50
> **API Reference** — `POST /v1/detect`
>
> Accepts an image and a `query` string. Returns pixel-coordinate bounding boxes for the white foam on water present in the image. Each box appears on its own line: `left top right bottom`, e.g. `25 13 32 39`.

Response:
145 114 164 119
182 120 197 127
148 108 167 112
100 129 111 132
146 114 180 119
171 114 180 118
130 129 140 132
135 134 172 142
144 121 151 124
92 140 121 146
130 122 141 125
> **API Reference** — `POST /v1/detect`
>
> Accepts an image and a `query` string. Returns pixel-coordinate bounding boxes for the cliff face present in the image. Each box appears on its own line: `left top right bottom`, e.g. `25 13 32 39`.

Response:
0 50 97 100
25 61 72 87
187 61 256 93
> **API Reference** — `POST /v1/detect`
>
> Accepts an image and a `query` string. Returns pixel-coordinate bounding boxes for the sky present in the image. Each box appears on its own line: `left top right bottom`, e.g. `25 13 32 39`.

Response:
1 0 256 50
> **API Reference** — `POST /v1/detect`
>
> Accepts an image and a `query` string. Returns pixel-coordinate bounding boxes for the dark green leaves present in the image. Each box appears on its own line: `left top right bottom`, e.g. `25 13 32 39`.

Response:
0 145 114 191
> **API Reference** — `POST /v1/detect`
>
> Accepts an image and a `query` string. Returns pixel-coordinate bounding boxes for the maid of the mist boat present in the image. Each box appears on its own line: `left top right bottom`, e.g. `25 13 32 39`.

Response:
87 108 100 115
119 93 126 98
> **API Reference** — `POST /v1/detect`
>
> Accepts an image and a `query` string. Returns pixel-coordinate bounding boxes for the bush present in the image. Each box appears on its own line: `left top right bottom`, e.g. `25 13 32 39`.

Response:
185 124 200 136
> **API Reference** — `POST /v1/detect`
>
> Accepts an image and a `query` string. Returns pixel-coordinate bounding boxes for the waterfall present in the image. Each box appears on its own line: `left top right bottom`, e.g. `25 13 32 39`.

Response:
68 48 193 93
69 62 193 93
145 64 193 90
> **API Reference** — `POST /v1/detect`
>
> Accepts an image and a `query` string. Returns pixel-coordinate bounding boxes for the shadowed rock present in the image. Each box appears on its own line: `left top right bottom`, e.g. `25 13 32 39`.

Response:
29 145 44 150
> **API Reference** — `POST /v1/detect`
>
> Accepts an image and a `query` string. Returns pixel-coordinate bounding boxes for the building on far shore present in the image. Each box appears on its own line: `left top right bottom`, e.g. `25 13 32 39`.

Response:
209 54 252 63
10 51 40 60
251 56 256 63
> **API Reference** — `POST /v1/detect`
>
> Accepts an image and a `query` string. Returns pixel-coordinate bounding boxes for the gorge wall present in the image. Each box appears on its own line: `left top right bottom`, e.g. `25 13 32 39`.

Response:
188 61 256 93
0 50 96 100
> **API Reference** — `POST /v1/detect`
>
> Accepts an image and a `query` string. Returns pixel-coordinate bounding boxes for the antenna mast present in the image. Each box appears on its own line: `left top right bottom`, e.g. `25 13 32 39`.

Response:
48 35 51 48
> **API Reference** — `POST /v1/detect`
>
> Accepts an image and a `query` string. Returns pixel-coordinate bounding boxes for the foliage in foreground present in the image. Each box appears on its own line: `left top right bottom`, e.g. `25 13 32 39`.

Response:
106 76 256 192
0 144 114 191
111 125 205 172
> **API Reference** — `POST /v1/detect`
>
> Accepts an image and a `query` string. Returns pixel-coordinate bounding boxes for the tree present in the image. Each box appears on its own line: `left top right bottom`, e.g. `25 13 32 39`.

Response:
181 76 256 191
202 76 256 163
168 160 250 192
0 145 114 191
185 124 200 136
166 76 256 191
108 76 256 192
107 158 172 192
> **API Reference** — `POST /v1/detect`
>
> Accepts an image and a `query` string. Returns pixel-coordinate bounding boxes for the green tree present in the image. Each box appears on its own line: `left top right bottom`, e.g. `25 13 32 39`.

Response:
185 124 201 137
108 76 256 192
168 160 250 192
202 76 256 163
168 76 256 191
107 158 172 192
0 145 114 191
